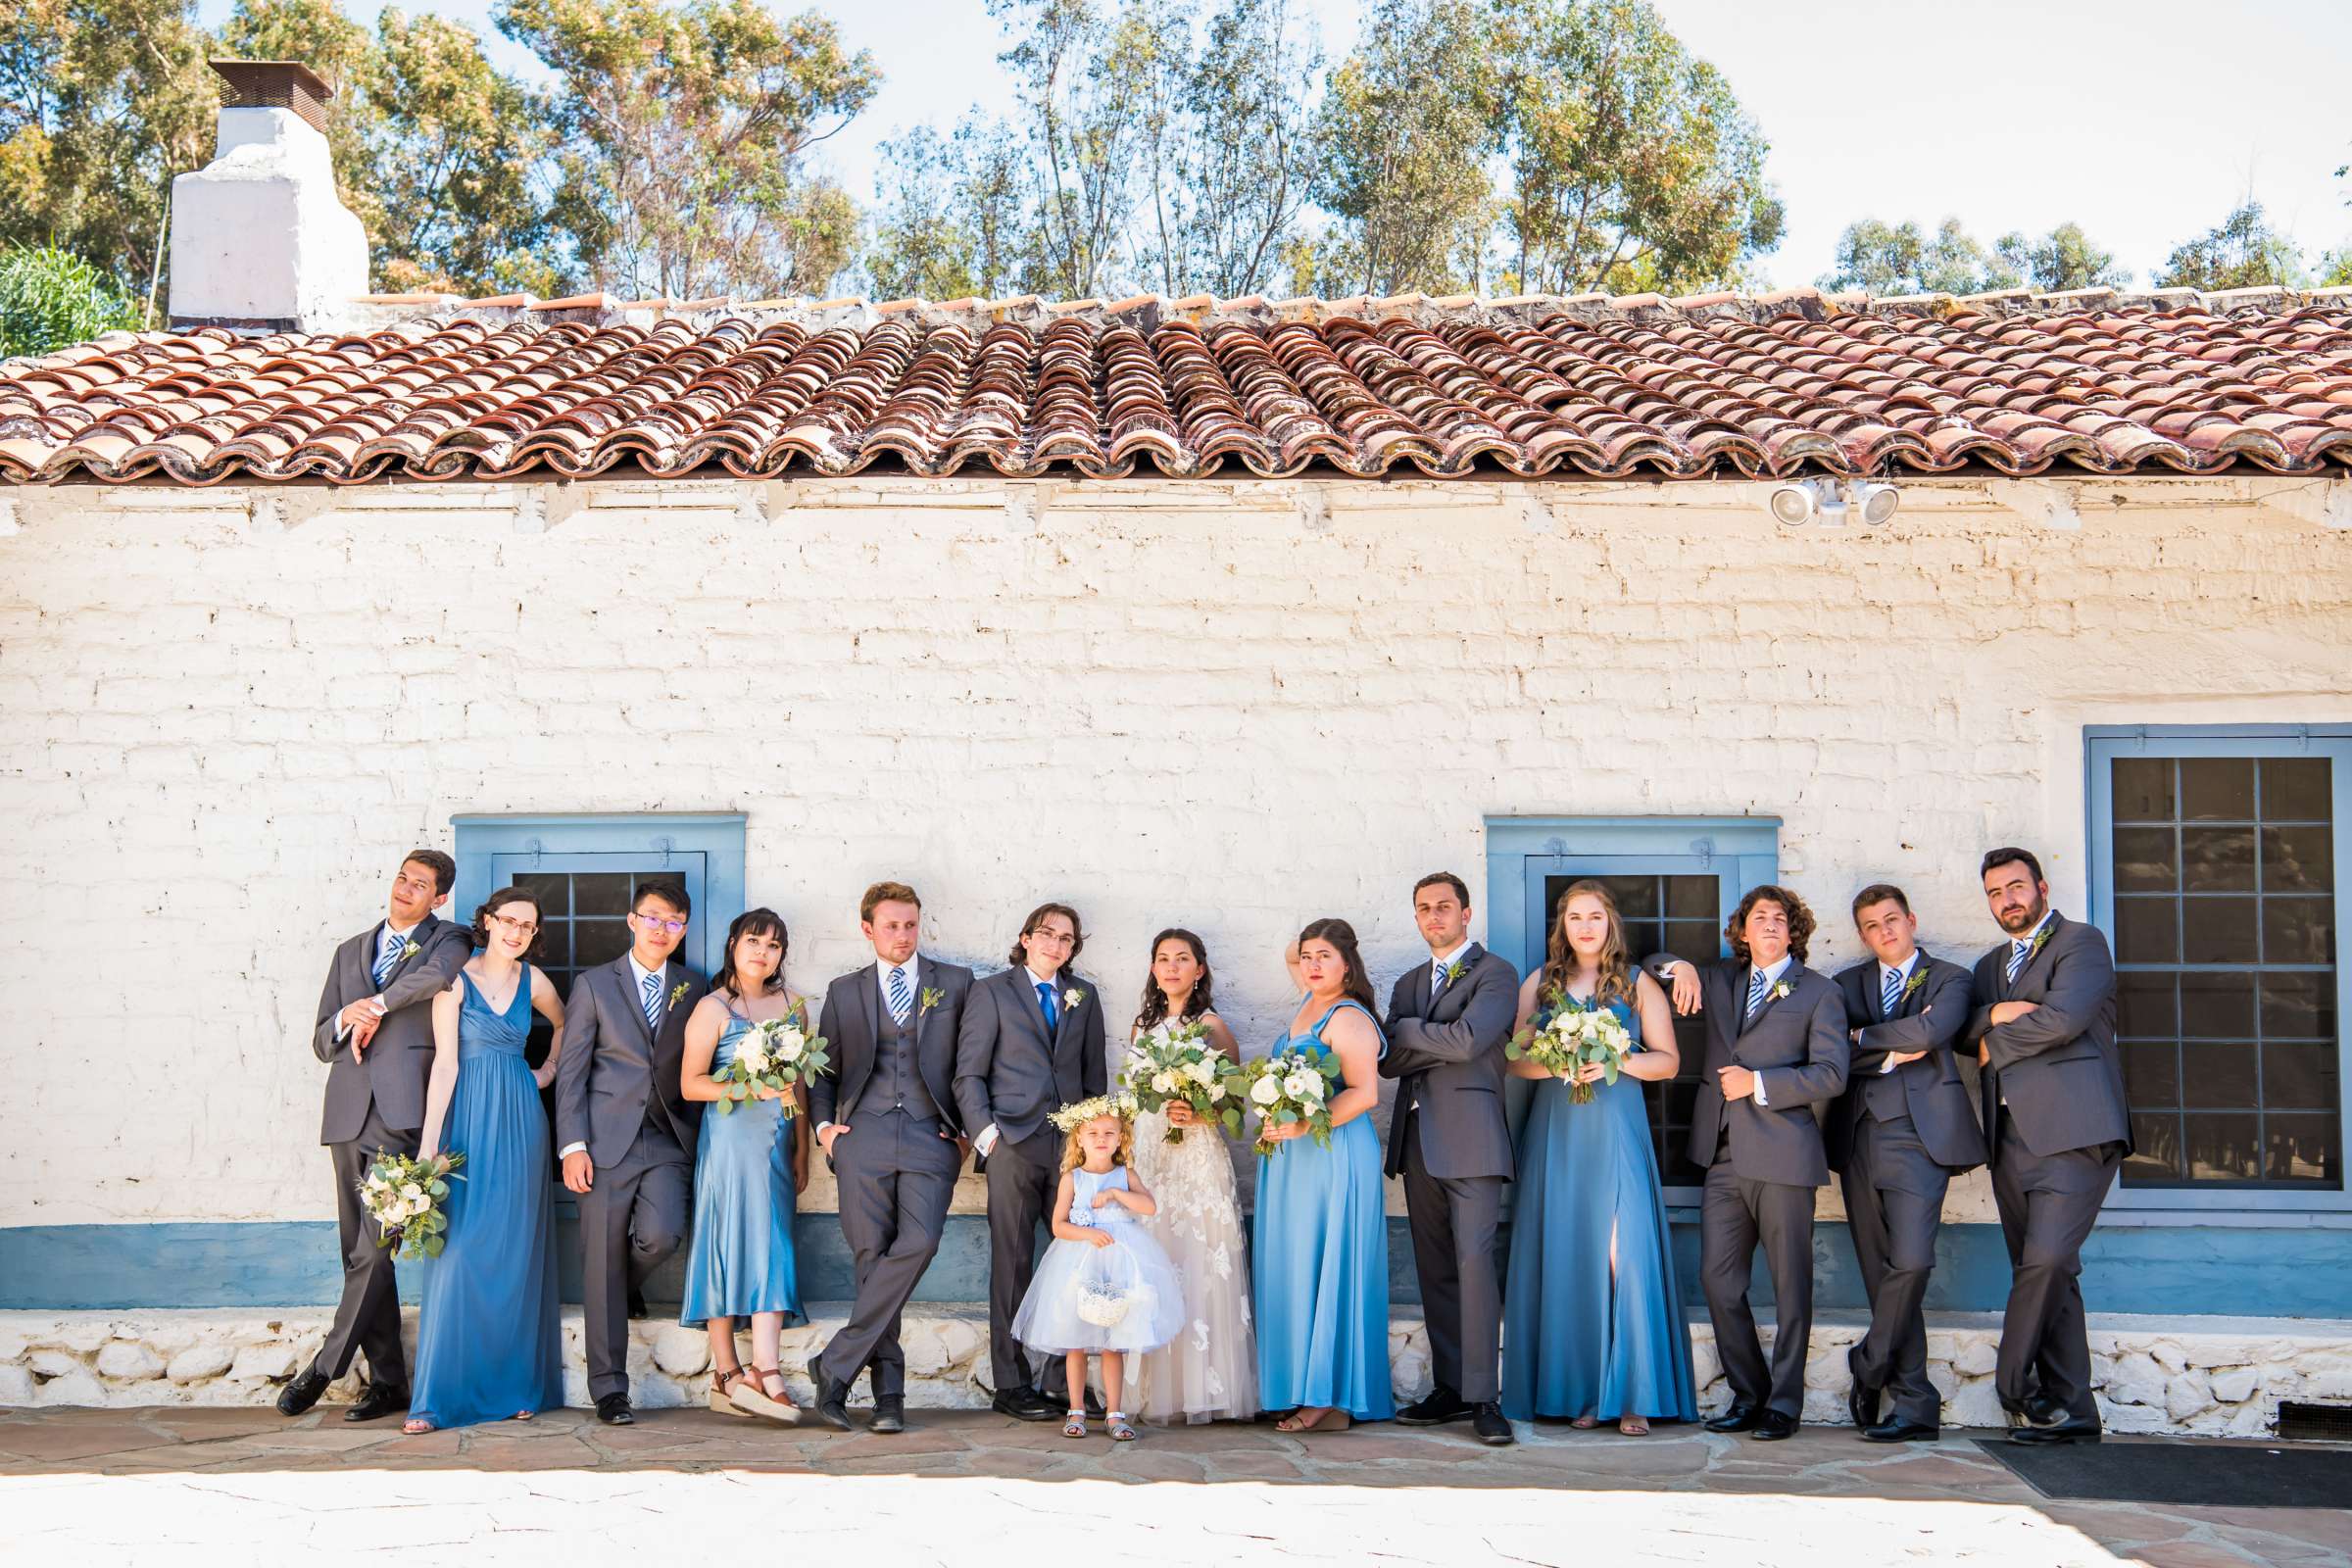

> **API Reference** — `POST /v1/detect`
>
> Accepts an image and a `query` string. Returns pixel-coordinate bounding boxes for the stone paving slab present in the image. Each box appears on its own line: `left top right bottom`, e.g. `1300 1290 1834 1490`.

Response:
0 1406 2344 1566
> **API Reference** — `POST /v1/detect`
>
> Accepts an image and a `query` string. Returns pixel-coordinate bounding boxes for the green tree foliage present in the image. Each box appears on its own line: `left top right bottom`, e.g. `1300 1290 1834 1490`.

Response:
1821 217 2131 296
865 115 1032 301
2155 202 2306 291
0 244 144 358
498 0 877 300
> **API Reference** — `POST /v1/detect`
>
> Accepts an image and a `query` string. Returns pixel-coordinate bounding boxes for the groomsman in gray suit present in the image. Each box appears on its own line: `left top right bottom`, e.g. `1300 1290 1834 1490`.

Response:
956 903 1107 1422
1654 885 1850 1440
810 881 974 1434
1829 884 1985 1443
280 850 469 1421
555 879 709 1426
1380 872 1519 1447
1969 848 2128 1446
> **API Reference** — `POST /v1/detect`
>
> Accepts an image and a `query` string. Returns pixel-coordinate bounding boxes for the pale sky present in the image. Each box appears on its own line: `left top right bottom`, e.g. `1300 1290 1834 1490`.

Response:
198 0 2352 290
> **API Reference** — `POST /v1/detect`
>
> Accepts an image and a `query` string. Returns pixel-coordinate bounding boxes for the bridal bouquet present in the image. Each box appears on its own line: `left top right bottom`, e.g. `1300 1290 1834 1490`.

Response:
717 1009 830 1118
1507 994 1637 1104
1119 1019 1245 1144
1242 1047 1344 1157
360 1151 464 1260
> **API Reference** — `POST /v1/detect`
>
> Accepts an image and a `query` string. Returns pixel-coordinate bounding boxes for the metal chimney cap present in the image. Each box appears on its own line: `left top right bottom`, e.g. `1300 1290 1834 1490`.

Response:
209 60 334 133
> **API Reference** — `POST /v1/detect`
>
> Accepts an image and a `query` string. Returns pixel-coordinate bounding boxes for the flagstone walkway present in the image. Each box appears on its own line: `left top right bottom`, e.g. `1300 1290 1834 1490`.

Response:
1 1405 2345 1566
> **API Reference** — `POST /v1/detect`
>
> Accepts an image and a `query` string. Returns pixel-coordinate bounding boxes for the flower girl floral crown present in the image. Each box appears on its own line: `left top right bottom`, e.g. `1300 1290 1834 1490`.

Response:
1048 1092 1140 1133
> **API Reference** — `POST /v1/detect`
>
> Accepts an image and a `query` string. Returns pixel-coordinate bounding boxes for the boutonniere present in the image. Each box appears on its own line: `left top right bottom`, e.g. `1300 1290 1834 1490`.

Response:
1900 967 1929 1001
1062 987 1086 1011
2027 924 2054 962
918 985 944 1016
668 981 690 1007
1440 958 1470 987
1770 981 1792 1003
396 940 420 963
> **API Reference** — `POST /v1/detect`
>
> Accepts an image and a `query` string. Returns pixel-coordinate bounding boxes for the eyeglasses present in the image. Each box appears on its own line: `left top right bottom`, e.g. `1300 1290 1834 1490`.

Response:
486 911 539 935
634 913 688 935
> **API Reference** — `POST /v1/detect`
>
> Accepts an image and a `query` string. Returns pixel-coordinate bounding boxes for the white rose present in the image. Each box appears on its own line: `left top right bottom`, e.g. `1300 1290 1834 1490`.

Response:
1151 1070 1179 1095
1281 1070 1318 1102
1185 1057 1217 1085
1206 1079 1227 1102
775 1036 804 1063
400 1183 424 1203
1249 1073 1282 1107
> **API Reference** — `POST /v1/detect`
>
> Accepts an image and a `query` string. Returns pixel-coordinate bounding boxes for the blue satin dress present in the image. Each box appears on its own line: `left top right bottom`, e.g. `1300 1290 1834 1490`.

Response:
1252 1000 1395 1421
409 968 564 1428
1499 993 1697 1423
680 1008 803 1327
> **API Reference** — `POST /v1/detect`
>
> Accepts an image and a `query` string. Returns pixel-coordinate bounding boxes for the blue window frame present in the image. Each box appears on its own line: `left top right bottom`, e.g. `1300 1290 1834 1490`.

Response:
2086 727 2350 1214
1487 816 1781 1201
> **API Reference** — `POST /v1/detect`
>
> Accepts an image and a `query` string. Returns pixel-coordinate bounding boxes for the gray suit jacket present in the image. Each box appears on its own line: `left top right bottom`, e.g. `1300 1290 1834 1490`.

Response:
954 965 1108 1150
1663 956 1850 1187
1968 912 2131 1159
312 914 470 1145
553 957 710 1168
1379 945 1519 1181
810 956 974 1134
1828 953 1987 1172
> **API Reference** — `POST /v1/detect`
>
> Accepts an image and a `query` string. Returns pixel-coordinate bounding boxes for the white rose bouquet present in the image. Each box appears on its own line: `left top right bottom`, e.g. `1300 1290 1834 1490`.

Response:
1118 1019 1246 1144
1507 993 1638 1104
360 1150 464 1260
717 1006 830 1119
1241 1046 1344 1157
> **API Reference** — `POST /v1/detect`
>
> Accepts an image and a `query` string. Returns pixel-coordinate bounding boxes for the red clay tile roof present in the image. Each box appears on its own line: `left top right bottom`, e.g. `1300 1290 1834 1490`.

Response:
6 286 2352 486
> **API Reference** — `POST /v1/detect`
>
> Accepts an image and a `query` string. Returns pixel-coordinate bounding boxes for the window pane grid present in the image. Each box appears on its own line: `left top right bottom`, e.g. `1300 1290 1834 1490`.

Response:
2113 755 2339 1190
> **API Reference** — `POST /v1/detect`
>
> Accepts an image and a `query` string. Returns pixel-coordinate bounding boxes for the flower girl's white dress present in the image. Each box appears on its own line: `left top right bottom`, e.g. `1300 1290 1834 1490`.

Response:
1011 1165 1187 1355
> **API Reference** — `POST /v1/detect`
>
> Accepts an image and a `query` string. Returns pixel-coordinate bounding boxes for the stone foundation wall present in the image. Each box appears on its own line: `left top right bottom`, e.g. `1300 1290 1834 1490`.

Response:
5 1307 2343 1438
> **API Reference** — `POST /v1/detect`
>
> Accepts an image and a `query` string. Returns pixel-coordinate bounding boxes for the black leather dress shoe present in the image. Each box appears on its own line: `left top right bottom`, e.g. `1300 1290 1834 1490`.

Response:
627 1288 649 1320
1396 1388 1472 1426
344 1383 410 1423
2010 1418 2100 1446
274 1366 329 1417
1703 1403 1760 1433
869 1396 906 1435
1846 1348 1881 1431
812 1367 853 1432
1471 1403 1515 1446
1861 1418 1939 1443
594 1393 634 1426
2001 1393 2066 1428
993 1385 1062 1422
1750 1411 1799 1441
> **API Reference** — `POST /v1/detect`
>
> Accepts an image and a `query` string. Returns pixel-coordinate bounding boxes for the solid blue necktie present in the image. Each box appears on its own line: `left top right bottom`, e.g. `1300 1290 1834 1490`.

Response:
1037 981 1059 1030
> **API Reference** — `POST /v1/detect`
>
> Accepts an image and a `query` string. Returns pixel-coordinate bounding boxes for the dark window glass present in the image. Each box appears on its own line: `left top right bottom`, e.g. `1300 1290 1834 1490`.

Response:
2111 752 2339 1190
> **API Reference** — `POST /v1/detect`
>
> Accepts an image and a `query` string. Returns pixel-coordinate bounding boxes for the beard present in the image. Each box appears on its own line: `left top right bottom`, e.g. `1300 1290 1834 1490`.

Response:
1995 897 2048 934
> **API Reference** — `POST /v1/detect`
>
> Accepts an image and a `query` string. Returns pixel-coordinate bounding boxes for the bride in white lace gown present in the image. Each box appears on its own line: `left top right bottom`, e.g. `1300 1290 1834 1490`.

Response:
1127 929 1259 1425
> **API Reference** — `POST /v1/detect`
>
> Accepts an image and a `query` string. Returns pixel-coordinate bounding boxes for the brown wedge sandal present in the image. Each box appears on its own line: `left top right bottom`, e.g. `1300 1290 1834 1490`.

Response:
709 1367 754 1417
729 1364 802 1425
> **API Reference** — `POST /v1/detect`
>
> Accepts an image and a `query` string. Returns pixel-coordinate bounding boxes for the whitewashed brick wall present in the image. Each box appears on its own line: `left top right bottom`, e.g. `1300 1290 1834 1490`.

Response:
1 474 2347 1228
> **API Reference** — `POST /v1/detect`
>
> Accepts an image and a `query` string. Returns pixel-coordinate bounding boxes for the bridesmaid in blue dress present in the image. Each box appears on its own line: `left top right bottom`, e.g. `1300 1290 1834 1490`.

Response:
405 887 566 1434
1500 880 1698 1434
1255 917 1394 1433
679 908 810 1424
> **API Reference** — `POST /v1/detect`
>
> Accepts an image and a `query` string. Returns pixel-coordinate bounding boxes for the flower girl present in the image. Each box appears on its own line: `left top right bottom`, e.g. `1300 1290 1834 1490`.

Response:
1009 1096 1187 1441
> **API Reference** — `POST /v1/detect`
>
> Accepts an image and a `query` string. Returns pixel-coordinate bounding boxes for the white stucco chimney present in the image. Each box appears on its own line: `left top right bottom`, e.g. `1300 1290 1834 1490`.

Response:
168 61 369 333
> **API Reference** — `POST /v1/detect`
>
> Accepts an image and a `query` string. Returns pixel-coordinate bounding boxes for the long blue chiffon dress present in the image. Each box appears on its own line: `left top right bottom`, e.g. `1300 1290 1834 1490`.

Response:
1252 1000 1395 1421
1499 992 1698 1424
680 1005 804 1328
409 967 564 1429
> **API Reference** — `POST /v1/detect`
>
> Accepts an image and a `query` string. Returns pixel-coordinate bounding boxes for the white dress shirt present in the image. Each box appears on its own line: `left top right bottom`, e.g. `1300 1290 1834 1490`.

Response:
1746 954 1795 1106
332 919 420 1044
558 955 666 1161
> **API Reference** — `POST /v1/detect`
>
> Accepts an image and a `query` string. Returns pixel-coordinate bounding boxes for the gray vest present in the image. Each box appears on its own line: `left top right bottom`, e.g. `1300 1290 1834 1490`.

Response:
868 992 941 1122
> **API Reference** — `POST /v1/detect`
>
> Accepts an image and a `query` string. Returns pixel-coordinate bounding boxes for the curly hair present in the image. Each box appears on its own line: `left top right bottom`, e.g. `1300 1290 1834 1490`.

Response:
1726 884 1815 965
1058 1111 1135 1173
468 887 547 959
1296 917 1378 1014
1134 927 1215 1035
1007 901 1086 967
1540 880 1636 1006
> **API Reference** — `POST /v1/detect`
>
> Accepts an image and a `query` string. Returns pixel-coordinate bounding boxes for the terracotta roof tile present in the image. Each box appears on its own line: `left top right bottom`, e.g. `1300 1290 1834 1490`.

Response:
6 291 2352 486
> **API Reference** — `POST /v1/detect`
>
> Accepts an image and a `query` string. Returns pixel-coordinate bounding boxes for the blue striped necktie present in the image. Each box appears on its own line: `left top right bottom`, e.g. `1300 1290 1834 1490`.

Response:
1744 968 1767 1021
641 970 662 1028
888 966 913 1025
2006 939 2032 984
373 928 403 987
1882 965 1904 1017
